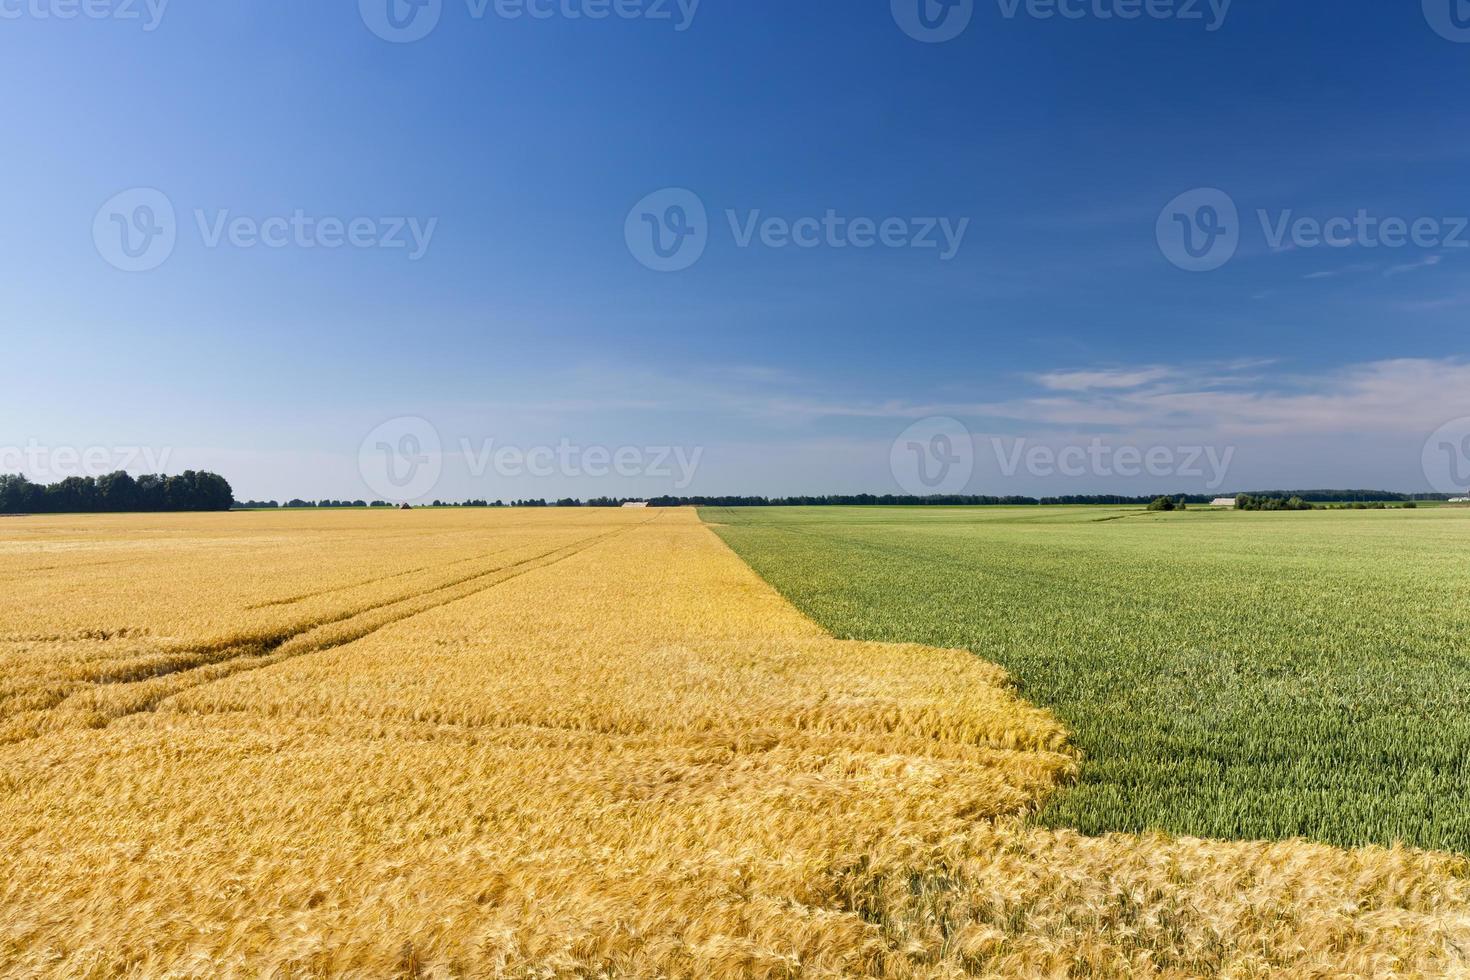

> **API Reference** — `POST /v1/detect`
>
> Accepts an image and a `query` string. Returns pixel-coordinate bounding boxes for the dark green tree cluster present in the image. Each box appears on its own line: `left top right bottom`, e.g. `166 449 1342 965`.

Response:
1235 494 1315 511
0 471 233 514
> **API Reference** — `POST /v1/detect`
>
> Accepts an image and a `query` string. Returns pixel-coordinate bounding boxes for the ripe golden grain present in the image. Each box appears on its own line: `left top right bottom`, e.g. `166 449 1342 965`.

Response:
1 509 1466 977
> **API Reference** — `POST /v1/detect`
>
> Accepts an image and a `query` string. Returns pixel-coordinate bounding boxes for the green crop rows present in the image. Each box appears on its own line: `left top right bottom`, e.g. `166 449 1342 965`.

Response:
707 504 1470 852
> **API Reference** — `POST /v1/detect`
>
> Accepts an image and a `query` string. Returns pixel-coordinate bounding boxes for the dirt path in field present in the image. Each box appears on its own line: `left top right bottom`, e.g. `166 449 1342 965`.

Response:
1 509 1467 977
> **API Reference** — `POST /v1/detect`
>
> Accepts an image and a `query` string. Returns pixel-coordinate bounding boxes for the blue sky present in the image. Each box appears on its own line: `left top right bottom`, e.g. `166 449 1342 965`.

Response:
4 1 1470 500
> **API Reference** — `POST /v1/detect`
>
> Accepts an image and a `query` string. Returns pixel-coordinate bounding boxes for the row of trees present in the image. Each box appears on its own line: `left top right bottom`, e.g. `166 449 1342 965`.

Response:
1234 495 1318 511
233 490 1450 512
1233 489 1441 503
0 472 234 514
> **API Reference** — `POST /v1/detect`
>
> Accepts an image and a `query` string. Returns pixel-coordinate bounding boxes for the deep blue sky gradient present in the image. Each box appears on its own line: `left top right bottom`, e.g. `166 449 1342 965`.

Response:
3 1 1469 499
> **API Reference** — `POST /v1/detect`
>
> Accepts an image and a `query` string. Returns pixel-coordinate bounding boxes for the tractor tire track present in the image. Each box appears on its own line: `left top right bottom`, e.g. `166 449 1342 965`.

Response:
0 517 658 744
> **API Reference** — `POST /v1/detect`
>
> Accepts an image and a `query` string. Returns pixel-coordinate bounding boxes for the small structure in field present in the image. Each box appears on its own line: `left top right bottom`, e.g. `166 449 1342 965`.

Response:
1211 497 1237 508
399 503 412 511
622 501 649 509
1451 497 1470 504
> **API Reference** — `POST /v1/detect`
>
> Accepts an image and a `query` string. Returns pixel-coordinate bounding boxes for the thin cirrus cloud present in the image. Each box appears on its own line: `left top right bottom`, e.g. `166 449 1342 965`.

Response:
694 358 1470 442
460 358 1470 446
964 359 1470 437
1384 255 1445 277
1029 367 1176 392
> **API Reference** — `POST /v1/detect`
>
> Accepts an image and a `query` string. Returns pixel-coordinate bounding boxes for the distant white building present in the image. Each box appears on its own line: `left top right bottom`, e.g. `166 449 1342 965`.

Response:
1212 497 1238 507
1451 497 1470 504
622 501 649 509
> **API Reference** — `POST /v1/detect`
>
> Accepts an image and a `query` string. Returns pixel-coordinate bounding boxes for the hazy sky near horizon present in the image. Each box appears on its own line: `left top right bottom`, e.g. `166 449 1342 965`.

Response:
4 1 1470 501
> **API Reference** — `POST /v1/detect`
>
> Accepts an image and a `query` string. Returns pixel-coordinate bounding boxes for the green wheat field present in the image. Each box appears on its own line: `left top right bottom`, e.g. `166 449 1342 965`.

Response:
708 504 1470 852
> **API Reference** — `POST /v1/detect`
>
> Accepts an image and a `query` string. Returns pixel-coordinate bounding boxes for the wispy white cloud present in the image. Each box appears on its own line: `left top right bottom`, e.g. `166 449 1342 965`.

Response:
1030 366 1174 391
1384 254 1444 277
960 359 1470 438
1302 262 1376 280
660 358 1470 444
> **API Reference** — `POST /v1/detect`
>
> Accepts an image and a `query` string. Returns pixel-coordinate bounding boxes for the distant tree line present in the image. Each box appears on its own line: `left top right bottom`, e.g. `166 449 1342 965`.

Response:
645 494 1043 507
229 489 1457 512
643 491 1452 507
1231 489 1443 503
1233 494 1317 512
0 471 234 514
1234 495 1419 512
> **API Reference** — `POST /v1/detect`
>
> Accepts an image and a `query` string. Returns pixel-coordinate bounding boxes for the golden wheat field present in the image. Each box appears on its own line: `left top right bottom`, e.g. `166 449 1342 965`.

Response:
2 508 1469 978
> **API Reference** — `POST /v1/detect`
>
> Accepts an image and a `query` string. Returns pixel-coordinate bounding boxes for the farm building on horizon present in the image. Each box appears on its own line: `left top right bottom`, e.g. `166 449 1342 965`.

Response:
622 501 649 509
1211 497 1238 507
